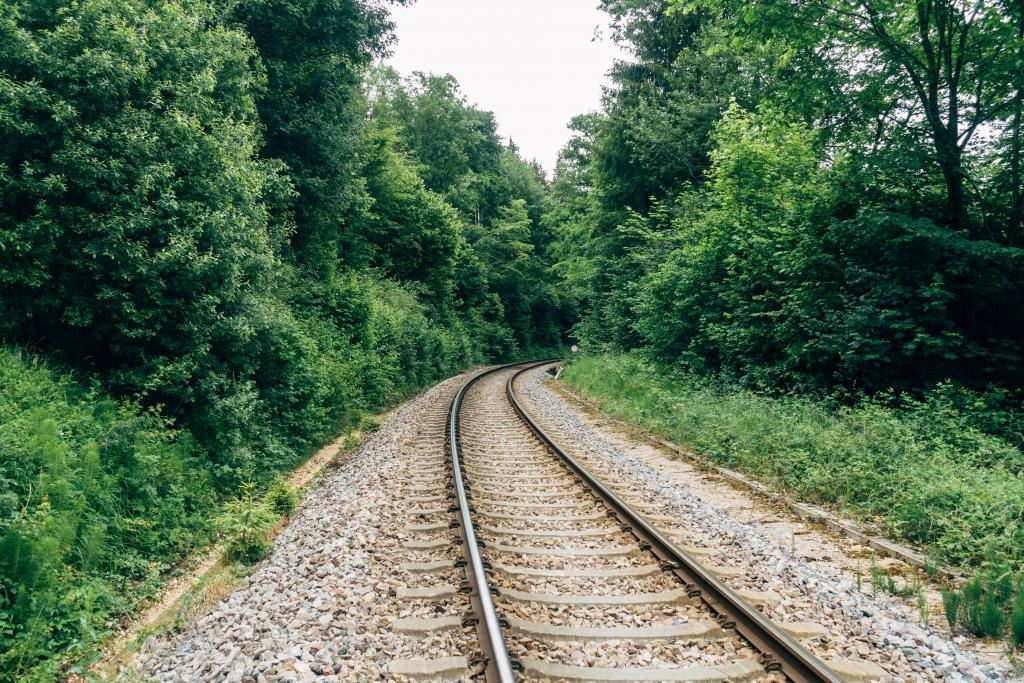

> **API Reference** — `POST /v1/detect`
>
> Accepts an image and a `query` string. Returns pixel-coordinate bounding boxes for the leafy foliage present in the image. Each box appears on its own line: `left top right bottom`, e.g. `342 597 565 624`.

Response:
563 354 1024 569
0 348 214 681
231 0 396 274
0 0 567 677
631 106 1024 390
547 0 1024 401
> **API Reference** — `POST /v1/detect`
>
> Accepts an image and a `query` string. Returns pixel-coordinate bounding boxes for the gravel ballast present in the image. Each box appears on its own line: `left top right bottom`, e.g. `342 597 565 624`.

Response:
132 373 478 683
516 365 1016 683
127 364 1018 682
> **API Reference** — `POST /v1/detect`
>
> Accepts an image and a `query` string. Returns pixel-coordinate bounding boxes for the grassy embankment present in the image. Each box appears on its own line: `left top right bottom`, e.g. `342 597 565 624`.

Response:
561 353 1024 648
0 345 445 682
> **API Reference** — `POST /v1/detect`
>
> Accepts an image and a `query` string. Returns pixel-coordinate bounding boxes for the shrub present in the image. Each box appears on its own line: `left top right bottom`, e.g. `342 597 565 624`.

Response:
218 483 277 564
0 348 215 681
359 415 383 433
266 478 299 517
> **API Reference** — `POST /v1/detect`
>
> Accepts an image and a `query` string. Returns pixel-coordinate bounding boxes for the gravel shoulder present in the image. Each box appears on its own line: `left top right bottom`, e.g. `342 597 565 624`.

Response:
517 364 1019 683
128 372 480 683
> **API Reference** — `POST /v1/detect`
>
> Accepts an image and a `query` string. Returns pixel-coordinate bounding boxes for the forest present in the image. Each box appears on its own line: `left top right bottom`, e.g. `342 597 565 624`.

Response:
1 0 1023 678
548 0 1024 654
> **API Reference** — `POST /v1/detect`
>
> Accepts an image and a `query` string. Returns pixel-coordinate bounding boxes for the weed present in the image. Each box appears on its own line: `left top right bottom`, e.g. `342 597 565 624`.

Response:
943 589 961 631
342 433 361 450
1011 580 1024 650
924 553 941 580
961 577 1005 638
870 564 922 600
946 570 1018 642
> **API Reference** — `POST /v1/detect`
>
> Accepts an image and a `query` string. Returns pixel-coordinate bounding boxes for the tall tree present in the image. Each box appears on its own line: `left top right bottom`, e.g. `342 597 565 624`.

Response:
231 0 399 275
683 0 1022 234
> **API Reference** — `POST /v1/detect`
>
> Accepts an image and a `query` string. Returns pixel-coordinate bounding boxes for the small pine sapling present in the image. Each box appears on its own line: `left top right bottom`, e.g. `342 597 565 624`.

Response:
218 482 276 564
266 477 298 517
960 576 1005 639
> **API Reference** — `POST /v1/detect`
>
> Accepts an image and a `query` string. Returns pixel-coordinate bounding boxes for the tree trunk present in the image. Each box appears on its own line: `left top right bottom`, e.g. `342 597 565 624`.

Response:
1012 103 1022 242
1011 3 1023 243
936 133 970 231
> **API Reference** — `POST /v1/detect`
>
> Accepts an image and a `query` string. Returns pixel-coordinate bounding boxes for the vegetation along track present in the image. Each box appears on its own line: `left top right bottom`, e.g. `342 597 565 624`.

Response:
394 361 854 683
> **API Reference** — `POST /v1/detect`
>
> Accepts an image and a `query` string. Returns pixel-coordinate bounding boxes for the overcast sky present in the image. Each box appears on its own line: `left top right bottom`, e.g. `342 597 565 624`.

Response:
385 0 625 174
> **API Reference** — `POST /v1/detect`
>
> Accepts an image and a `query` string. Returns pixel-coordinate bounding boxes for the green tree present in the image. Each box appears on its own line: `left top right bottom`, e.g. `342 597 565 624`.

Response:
0 0 294 473
231 0 398 275
674 0 1023 236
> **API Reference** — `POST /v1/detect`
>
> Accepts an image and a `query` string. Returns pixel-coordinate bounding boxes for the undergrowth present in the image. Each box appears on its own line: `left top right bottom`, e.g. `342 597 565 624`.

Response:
561 353 1024 570
563 353 1024 651
941 565 1024 651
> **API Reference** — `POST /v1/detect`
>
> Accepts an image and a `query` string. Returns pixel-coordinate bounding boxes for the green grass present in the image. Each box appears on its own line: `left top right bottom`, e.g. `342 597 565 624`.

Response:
561 353 1024 570
0 348 217 681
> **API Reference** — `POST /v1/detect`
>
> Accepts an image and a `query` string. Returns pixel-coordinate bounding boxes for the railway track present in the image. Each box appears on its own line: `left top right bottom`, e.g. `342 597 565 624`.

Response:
393 362 849 683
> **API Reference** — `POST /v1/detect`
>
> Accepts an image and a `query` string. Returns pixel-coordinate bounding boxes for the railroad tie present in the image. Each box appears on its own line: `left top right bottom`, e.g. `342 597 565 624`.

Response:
499 586 699 606
518 657 766 682
507 616 725 642
388 656 469 680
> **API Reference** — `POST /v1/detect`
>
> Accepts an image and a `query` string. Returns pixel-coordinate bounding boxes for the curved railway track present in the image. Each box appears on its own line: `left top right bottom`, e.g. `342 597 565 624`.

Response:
397 361 846 683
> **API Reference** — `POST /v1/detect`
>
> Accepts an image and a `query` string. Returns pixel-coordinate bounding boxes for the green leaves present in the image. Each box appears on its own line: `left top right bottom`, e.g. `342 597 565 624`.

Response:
563 353 1024 571
0 347 215 680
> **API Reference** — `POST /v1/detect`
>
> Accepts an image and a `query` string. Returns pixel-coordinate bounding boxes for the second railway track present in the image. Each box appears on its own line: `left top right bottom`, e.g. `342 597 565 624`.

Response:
398 362 849 683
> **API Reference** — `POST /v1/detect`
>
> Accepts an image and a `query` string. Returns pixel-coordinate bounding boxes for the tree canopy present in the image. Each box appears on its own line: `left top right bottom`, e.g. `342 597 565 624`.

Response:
548 0 1024 392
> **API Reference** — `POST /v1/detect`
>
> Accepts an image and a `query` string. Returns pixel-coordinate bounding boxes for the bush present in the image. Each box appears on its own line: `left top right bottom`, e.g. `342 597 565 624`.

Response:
359 415 383 433
0 0 294 492
562 353 1024 569
266 478 298 517
0 348 215 681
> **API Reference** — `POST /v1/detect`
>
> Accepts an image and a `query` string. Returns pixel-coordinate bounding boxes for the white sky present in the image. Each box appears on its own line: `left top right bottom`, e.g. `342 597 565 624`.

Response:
385 0 625 174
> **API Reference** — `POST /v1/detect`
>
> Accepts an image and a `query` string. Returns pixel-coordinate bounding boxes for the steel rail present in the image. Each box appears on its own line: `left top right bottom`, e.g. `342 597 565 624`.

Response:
447 364 520 683
505 363 845 683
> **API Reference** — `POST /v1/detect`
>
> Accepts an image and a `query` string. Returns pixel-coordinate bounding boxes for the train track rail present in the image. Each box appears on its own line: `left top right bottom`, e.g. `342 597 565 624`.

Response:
399 361 846 682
